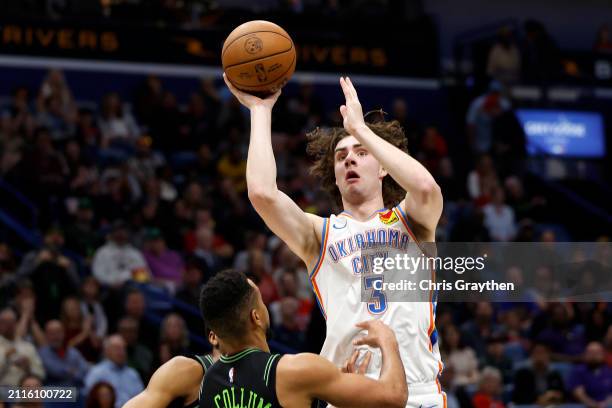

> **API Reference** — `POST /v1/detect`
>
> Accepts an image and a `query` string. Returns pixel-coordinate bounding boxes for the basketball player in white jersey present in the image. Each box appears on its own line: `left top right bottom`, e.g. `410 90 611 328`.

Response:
224 74 445 407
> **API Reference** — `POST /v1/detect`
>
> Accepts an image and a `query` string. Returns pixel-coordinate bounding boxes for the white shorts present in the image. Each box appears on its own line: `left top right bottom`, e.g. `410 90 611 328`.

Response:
406 381 447 408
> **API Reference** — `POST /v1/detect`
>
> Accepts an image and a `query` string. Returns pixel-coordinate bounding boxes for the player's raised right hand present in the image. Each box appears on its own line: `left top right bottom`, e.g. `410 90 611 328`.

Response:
353 320 398 349
223 73 281 111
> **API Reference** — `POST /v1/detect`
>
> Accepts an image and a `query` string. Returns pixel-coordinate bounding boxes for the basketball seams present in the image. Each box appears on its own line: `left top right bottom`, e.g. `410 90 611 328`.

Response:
221 30 293 60
226 52 296 89
223 44 294 70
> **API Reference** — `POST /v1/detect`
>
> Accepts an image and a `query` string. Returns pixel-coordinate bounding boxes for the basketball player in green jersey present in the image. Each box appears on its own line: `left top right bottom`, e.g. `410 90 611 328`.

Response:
124 328 221 408
198 269 407 408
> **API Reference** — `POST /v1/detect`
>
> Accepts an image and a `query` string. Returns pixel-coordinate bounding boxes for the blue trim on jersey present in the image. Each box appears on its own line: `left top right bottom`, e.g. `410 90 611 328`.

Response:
430 327 438 346
308 218 328 279
395 203 409 223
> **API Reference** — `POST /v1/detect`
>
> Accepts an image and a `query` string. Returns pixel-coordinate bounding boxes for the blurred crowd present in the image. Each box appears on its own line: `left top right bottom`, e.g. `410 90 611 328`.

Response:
0 68 610 408
478 20 612 88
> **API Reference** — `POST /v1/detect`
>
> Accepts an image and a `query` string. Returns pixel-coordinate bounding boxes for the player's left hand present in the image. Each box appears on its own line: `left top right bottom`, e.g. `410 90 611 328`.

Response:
341 349 372 375
339 77 366 135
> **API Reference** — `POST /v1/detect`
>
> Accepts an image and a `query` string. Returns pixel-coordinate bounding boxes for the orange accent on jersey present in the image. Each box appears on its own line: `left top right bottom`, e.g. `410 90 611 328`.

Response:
436 361 444 393
310 219 330 319
378 209 399 225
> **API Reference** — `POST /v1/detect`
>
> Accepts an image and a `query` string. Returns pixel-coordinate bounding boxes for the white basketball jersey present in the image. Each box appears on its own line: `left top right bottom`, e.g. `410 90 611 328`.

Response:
310 206 444 390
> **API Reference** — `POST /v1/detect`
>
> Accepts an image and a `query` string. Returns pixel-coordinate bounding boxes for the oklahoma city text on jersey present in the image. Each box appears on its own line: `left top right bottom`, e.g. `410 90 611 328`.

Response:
325 226 416 275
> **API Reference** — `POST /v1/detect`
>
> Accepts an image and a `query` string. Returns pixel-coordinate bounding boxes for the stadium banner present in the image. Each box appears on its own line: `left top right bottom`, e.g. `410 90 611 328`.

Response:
0 20 438 77
356 242 612 303
516 109 606 158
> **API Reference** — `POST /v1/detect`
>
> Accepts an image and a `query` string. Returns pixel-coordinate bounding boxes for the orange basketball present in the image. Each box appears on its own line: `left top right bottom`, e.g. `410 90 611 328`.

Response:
222 20 296 95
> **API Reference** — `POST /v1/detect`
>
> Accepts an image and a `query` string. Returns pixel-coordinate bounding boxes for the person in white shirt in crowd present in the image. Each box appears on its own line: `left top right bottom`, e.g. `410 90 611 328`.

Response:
483 186 517 242
92 220 150 288
0 308 45 386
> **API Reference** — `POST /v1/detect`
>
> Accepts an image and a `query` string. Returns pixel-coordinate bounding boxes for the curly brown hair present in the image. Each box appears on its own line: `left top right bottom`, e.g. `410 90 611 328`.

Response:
306 120 408 209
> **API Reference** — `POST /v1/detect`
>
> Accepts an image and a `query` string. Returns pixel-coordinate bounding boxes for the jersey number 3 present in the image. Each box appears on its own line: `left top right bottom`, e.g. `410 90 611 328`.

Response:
364 275 388 314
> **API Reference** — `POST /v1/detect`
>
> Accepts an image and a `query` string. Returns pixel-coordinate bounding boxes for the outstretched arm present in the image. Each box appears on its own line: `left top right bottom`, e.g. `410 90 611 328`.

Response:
223 75 322 266
123 356 203 408
339 77 442 241
277 320 407 408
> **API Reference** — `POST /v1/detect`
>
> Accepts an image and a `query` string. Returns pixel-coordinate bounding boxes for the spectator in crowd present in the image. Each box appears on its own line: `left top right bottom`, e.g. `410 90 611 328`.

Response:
158 313 190 364
86 381 116 408
482 332 513 383
271 243 310 301
75 107 101 151
174 259 206 334
270 270 312 330
567 342 612 407
174 181 206 226
122 290 158 352
10 283 44 345
60 297 101 362
512 343 565 405
461 302 500 356
149 91 183 152
233 231 271 273
37 319 89 387
272 297 305 351
92 220 150 288
440 325 480 387
418 126 448 178
127 136 166 183
594 24 612 53
216 146 247 193
142 227 184 290
0 308 45 386
247 249 279 306
0 243 17 308
466 82 511 154
134 75 163 128
183 93 215 145
192 226 224 279
17 227 79 323
472 367 505 408
487 26 521 86
97 166 142 221
467 154 499 206
536 302 586 361
521 20 562 83
98 92 140 148
117 317 153 383
482 186 516 241
504 176 535 221
8 126 67 218
84 334 143 408
80 277 108 342
64 198 101 260
37 70 74 113
12 374 45 408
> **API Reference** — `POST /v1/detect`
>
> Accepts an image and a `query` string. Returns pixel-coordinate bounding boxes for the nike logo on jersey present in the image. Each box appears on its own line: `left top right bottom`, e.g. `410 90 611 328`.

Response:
332 218 347 229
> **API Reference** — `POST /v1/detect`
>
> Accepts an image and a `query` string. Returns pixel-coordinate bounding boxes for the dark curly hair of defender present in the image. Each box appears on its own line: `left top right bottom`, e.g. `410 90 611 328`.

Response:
306 120 409 209
199 269 255 340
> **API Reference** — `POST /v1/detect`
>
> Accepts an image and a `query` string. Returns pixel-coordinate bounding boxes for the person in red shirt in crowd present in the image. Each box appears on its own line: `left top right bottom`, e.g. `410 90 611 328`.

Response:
472 367 505 408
